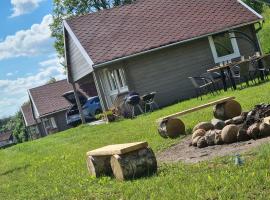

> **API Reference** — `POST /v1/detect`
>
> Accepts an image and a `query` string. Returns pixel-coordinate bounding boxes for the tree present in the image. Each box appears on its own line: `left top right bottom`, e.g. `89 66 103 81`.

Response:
244 0 270 13
50 0 136 61
47 77 57 84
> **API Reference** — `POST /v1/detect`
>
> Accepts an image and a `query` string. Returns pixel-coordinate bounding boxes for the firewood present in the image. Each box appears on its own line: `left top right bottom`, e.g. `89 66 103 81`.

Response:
86 155 113 177
221 125 239 143
157 118 185 138
192 122 214 133
192 129 206 140
110 147 157 181
213 100 242 120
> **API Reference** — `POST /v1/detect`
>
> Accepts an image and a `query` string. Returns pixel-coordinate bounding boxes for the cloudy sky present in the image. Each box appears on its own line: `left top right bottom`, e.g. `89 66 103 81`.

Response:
0 0 66 118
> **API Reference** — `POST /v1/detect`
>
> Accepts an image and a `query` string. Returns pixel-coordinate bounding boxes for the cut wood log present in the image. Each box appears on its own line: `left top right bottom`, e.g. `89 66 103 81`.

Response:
110 147 157 181
157 118 185 138
86 155 113 177
213 100 242 120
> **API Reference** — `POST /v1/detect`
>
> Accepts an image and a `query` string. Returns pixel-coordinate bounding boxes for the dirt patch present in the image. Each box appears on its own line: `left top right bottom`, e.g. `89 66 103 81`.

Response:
157 136 270 164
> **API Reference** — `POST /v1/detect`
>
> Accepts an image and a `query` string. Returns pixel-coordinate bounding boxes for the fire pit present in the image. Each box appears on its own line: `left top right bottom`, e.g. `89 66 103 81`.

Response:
191 103 270 148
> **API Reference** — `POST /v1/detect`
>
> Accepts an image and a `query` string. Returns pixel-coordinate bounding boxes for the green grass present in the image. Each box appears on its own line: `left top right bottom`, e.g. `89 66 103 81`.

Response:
259 6 270 53
1 81 270 199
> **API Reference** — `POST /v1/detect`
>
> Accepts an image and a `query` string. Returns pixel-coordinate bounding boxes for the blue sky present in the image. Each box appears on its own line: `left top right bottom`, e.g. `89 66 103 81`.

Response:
0 0 66 118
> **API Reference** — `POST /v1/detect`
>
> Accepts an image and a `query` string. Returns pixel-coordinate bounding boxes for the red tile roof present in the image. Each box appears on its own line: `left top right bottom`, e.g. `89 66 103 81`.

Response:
21 103 36 127
66 0 261 66
29 79 73 117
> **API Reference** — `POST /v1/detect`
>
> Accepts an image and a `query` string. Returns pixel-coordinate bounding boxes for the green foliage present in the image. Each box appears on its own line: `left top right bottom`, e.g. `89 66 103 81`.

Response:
50 0 136 60
47 77 57 84
1 81 270 199
3 111 28 143
244 0 264 13
258 6 270 53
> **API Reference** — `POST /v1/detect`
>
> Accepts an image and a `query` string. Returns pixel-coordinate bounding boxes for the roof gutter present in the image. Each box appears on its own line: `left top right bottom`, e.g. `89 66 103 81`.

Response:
93 19 262 69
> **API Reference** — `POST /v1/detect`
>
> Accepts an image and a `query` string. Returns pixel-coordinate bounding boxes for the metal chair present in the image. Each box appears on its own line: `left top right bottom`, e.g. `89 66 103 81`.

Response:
141 92 159 113
125 95 143 118
261 55 270 80
201 72 223 92
188 76 216 100
230 61 252 88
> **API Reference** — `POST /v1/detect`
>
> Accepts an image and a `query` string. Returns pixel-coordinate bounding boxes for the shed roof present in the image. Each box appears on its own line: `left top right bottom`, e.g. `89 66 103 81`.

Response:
65 0 262 66
21 103 37 127
0 131 12 142
28 79 73 117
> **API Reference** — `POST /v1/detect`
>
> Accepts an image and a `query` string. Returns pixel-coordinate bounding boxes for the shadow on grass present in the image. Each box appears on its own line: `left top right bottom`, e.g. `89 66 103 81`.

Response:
0 164 31 176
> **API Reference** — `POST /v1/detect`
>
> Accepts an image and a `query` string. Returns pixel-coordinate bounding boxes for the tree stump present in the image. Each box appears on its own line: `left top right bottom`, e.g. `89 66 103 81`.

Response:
157 118 185 138
213 100 242 120
110 147 157 181
86 155 113 177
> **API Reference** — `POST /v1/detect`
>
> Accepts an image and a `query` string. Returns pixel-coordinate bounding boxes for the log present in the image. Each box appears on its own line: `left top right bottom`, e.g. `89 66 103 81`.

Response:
213 100 242 120
157 118 185 138
86 155 113 177
110 147 157 181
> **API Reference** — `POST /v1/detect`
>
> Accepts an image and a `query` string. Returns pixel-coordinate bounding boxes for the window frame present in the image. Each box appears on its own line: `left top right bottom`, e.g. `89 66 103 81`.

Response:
208 32 240 63
104 68 128 95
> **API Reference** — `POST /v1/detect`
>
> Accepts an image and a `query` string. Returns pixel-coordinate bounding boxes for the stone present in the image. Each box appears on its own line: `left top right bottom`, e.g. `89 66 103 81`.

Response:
214 130 223 145
211 118 225 130
192 129 206 140
192 136 201 147
225 119 234 125
221 125 239 143
237 128 250 142
197 137 208 148
193 122 214 133
247 123 261 139
205 130 216 146
232 116 245 125
259 123 270 137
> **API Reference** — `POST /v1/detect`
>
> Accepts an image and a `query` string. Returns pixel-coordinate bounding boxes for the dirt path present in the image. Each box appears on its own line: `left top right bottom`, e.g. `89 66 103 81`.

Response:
157 136 270 164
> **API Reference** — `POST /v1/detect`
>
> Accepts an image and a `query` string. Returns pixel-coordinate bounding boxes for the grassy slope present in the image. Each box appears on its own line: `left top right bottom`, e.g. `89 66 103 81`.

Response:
259 7 270 53
1 82 270 200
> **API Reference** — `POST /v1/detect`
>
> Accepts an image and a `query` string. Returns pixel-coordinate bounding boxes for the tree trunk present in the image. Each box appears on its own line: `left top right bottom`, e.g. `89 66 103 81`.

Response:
110 147 157 181
213 100 242 120
157 118 185 138
86 155 113 177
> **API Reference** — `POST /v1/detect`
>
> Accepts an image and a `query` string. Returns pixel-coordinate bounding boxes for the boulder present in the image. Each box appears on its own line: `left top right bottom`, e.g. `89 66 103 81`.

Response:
193 122 214 133
205 130 216 146
211 118 225 130
192 129 206 140
232 116 245 125
221 125 239 143
225 119 234 125
197 137 208 148
259 123 270 137
247 123 261 139
214 130 223 145
237 128 250 142
192 136 201 147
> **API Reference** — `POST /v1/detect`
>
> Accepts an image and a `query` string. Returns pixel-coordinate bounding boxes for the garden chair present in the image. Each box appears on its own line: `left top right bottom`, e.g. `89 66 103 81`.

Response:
141 92 159 113
188 76 216 100
261 55 270 80
125 95 143 118
201 72 224 92
230 61 252 88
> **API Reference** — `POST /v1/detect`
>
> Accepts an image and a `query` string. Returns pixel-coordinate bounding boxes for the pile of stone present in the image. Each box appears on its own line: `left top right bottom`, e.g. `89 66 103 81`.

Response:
191 103 270 148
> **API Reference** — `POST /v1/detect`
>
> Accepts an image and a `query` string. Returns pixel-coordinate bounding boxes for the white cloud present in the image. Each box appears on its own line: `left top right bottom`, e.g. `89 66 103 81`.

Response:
0 14 53 60
0 55 66 118
6 72 13 76
10 0 44 17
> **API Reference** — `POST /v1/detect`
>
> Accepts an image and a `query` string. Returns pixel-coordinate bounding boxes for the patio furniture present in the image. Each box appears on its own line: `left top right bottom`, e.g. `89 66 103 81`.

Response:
125 95 143 118
230 60 252 88
141 92 159 113
260 55 270 80
200 72 224 92
188 76 216 100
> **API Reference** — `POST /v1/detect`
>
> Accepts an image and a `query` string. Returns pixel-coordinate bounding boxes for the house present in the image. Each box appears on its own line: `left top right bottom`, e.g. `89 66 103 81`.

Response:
21 79 97 137
63 0 263 111
0 131 15 148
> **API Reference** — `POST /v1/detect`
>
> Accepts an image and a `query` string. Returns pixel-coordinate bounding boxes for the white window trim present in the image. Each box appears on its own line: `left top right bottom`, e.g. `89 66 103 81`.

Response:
208 32 240 63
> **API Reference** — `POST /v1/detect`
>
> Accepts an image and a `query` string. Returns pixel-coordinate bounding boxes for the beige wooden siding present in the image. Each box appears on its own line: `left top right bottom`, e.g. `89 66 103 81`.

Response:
67 35 91 82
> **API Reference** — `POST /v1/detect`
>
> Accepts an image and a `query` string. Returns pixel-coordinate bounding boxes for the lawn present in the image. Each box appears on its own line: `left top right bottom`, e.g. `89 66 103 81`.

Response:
1 81 270 200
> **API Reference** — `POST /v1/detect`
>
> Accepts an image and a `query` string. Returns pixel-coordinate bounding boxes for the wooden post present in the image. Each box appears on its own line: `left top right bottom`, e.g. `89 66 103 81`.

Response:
72 83 86 124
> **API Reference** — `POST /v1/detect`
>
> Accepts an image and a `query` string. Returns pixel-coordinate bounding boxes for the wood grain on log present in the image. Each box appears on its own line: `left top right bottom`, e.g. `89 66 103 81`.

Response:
157 118 185 138
86 155 113 177
213 100 242 120
110 147 157 181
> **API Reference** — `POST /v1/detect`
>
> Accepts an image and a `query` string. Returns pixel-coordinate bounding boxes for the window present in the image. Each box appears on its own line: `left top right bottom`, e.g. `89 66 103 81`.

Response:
208 32 240 63
43 117 57 129
105 68 128 94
